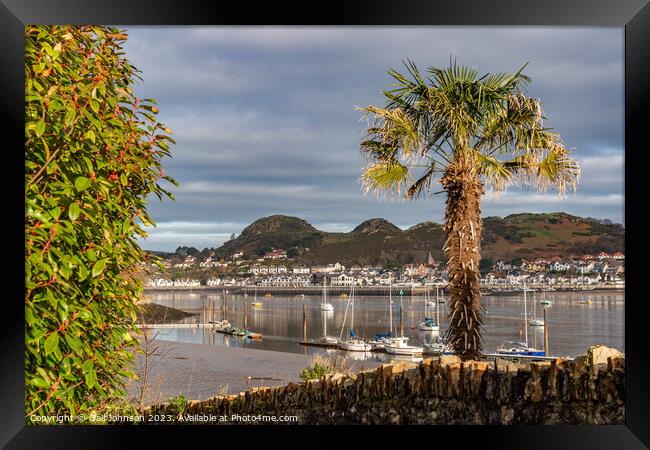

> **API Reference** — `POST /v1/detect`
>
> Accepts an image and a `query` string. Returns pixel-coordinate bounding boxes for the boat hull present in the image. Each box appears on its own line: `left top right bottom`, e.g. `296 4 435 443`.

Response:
497 349 545 357
339 342 372 352
385 345 424 355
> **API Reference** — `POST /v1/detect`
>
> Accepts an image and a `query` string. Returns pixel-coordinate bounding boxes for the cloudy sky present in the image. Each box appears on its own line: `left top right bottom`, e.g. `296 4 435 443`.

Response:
122 27 624 252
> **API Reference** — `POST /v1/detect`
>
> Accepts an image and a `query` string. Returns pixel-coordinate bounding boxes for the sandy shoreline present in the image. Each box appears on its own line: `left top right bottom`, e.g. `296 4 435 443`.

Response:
125 340 314 405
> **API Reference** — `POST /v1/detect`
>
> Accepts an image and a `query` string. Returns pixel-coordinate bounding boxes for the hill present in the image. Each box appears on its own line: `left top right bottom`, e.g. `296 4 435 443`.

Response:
165 213 624 266
215 215 323 259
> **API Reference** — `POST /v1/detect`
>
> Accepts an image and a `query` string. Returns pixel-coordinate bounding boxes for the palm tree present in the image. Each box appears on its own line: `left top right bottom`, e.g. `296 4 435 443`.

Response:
358 59 579 360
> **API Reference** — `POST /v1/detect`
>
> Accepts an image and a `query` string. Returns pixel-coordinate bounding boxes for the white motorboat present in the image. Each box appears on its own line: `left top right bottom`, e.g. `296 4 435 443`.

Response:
384 336 423 356
320 303 334 311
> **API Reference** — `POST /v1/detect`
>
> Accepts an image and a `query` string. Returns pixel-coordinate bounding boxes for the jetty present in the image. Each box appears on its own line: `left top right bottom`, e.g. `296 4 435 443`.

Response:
142 322 215 329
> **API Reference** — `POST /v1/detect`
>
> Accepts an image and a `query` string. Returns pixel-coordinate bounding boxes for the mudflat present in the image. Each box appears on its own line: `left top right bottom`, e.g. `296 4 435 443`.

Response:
125 340 312 405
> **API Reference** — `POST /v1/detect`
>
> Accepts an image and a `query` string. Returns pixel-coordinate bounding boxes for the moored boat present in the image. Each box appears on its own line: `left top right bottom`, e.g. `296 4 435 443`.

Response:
423 339 454 355
418 317 440 332
497 281 544 356
496 341 545 357
338 285 371 352
369 333 393 350
339 339 371 352
385 337 423 356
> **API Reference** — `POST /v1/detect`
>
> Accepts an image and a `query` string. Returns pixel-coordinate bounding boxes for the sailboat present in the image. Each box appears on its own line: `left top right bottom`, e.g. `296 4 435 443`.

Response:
320 277 334 311
497 281 545 356
577 268 591 304
418 286 440 332
528 284 545 327
317 279 338 345
369 279 394 350
339 284 371 352
539 282 553 306
424 282 436 307
385 280 424 356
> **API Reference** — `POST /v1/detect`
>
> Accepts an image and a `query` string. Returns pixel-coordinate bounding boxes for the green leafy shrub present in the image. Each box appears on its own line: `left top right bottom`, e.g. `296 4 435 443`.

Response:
167 394 188 417
299 353 351 381
25 25 176 418
300 363 328 382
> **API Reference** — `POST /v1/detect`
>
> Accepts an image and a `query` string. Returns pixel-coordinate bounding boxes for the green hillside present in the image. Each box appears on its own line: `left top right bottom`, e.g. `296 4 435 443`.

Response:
202 212 624 266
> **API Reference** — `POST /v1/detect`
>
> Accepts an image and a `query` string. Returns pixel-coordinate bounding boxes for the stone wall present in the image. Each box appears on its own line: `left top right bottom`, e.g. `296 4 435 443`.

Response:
145 346 624 425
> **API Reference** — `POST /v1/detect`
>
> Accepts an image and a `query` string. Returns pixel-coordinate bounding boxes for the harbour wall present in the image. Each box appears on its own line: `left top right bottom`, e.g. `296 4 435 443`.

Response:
143 285 623 297
145 346 625 425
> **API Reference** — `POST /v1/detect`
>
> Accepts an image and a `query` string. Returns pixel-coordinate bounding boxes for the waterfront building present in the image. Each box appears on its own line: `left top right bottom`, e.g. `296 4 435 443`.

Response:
330 273 355 286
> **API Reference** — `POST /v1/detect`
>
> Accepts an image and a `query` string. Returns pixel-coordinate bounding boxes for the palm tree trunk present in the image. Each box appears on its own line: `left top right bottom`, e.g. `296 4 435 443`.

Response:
441 160 485 360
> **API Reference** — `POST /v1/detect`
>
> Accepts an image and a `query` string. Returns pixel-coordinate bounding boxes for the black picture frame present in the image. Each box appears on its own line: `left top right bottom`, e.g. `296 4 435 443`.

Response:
3 0 648 447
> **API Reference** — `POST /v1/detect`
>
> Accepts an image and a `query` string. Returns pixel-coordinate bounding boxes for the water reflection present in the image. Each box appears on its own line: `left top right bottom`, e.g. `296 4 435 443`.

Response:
143 290 624 359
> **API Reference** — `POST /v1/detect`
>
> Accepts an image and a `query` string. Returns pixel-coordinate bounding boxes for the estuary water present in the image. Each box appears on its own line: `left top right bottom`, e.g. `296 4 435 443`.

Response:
143 290 624 361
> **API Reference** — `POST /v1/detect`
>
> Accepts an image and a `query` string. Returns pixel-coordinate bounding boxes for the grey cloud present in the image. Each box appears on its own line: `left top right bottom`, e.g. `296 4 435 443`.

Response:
123 26 624 251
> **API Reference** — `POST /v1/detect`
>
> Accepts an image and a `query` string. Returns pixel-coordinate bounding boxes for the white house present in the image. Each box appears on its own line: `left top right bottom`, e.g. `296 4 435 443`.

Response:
330 273 355 286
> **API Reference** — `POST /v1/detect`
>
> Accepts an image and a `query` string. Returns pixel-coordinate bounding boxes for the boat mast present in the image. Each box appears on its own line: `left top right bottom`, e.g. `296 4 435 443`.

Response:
350 283 354 337
523 281 528 347
323 277 327 337
389 278 393 335
436 283 440 324
533 282 537 319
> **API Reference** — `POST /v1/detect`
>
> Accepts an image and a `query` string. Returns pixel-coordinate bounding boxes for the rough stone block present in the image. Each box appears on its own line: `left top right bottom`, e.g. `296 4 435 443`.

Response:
439 354 461 366
588 345 624 366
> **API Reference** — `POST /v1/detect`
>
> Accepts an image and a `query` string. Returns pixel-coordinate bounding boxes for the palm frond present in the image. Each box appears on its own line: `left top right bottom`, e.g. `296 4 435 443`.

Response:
406 163 437 199
360 161 411 197
473 150 513 192
504 149 580 194
359 105 421 157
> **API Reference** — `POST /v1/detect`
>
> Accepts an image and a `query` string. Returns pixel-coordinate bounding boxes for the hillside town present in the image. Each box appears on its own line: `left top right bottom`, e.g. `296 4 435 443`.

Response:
145 249 625 290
